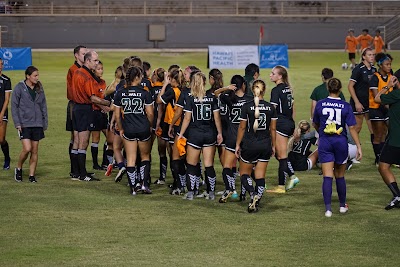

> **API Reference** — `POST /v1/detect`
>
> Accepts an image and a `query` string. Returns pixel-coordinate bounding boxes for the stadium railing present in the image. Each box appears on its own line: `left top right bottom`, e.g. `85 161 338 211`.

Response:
1 0 400 17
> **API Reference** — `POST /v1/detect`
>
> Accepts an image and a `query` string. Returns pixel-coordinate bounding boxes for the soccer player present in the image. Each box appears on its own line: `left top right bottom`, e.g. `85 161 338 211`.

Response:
11 66 48 183
178 72 223 200
344 29 358 69
235 80 277 213
357 29 373 51
114 66 154 195
66 45 86 178
0 57 12 170
214 75 252 202
71 50 110 181
347 47 376 141
373 29 386 54
268 66 299 193
374 75 400 210
368 53 395 165
313 78 362 217
310 68 345 119
244 63 260 96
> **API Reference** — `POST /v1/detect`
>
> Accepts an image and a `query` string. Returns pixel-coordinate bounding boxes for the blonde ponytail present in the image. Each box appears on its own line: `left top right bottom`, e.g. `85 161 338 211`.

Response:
251 80 266 132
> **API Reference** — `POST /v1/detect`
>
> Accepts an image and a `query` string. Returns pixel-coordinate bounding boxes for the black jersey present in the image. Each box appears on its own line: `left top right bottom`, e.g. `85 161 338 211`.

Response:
270 83 294 120
240 100 277 142
184 95 219 131
350 62 376 104
141 77 153 92
220 93 253 135
0 74 12 108
151 82 164 124
176 86 192 120
114 85 153 133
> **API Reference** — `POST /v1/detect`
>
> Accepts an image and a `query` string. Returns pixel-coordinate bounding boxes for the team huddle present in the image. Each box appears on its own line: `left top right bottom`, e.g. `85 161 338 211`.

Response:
1 45 400 216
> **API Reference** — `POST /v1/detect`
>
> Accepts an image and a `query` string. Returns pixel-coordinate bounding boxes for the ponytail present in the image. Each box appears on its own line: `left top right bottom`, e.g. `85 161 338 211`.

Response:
251 80 266 132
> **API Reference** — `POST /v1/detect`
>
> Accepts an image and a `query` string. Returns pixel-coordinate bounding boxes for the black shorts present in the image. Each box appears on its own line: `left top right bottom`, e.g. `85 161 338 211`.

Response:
224 132 237 153
379 143 400 165
18 127 45 141
90 110 108 131
276 118 295 137
240 139 272 164
2 108 8 122
350 98 369 115
369 106 388 121
72 103 92 132
288 152 311 171
66 100 74 131
161 123 170 142
122 130 151 142
186 128 216 149
348 53 356 60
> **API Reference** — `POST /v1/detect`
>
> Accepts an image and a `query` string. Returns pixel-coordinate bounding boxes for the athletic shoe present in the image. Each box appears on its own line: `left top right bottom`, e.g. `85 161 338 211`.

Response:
114 167 126 183
183 191 194 200
3 159 10 170
142 187 152 194
80 176 100 182
285 176 300 191
385 196 400 210
206 191 215 200
170 188 181 195
93 164 103 170
29 176 37 183
248 195 260 213
153 179 166 185
14 168 22 182
325 210 332 218
131 191 137 196
105 163 113 176
218 190 233 203
339 204 349 214
351 158 361 164
196 191 209 198
216 190 225 195
135 183 143 193
346 161 353 171
266 185 286 194
239 193 247 202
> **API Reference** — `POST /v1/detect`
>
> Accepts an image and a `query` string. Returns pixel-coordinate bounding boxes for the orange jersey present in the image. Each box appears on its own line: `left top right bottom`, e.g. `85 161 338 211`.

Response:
357 34 373 50
374 36 385 53
92 78 106 110
345 36 358 53
163 87 181 126
66 62 80 101
369 72 393 109
71 66 96 105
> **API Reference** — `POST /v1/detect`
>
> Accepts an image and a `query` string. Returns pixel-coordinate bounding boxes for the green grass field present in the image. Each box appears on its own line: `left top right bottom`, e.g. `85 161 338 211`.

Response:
1 51 400 267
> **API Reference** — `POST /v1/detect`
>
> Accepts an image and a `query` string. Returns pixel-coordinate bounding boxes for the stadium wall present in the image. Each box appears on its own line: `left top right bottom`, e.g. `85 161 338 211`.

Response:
1 16 398 49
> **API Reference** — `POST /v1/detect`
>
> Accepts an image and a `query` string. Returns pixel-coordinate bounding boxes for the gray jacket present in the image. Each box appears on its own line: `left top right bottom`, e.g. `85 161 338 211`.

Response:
11 81 48 130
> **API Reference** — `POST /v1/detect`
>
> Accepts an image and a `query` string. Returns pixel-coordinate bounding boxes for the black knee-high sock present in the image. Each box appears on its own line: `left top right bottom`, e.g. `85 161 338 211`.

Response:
278 158 289 186
101 142 108 166
186 164 197 192
370 134 374 144
387 182 400 197
141 160 151 187
1 141 10 161
68 141 73 173
160 156 167 181
222 168 231 191
205 166 216 193
255 178 266 199
378 142 385 160
77 150 87 178
179 159 187 189
126 166 137 193
287 160 295 177
171 159 181 188
91 142 99 166
241 174 254 194
71 149 79 175
372 143 380 160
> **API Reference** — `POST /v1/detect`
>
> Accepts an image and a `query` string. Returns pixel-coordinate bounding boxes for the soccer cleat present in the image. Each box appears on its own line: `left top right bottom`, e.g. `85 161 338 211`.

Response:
385 196 400 210
153 179 166 185
351 158 361 164
93 164 103 170
325 210 332 218
135 183 143 193
206 191 215 200
105 163 113 176
142 187 152 194
14 168 22 182
183 191 194 200
218 190 233 203
285 176 300 191
29 176 37 183
80 176 100 182
3 159 10 170
114 167 126 183
248 195 260 213
339 204 349 214
196 191 209 198
346 161 353 171
266 185 286 194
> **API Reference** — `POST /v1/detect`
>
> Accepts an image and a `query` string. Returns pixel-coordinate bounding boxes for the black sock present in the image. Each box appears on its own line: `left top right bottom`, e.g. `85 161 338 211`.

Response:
101 142 108 166
68 142 73 173
179 159 187 189
205 166 216 193
141 160 151 187
171 159 181 188
372 143 380 160
1 141 10 161
255 178 266 199
77 150 87 178
232 166 237 175
186 164 197 192
241 174 254 194
287 160 295 177
278 158 289 186
370 134 374 144
388 182 400 197
91 143 99 166
160 156 167 181
222 168 234 191
126 166 137 193
71 149 79 175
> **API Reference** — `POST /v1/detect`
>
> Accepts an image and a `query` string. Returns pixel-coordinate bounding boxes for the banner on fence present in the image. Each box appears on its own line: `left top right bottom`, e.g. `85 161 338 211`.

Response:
0 47 32 71
208 45 288 69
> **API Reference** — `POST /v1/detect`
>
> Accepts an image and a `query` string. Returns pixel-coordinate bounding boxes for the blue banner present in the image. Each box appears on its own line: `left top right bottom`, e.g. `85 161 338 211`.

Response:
259 45 289 69
0 47 32 71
